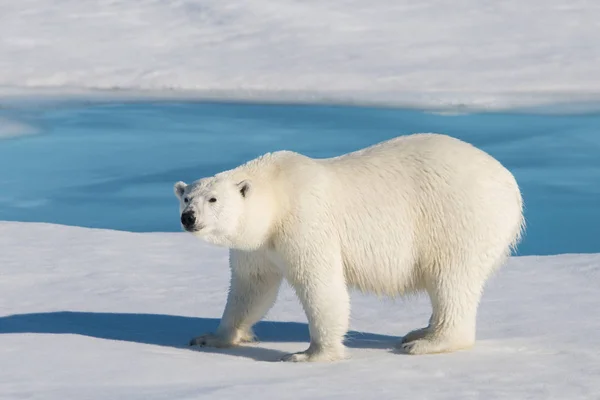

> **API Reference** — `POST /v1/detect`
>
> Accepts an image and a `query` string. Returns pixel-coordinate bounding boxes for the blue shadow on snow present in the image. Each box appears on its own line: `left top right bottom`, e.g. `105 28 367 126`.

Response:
0 311 398 361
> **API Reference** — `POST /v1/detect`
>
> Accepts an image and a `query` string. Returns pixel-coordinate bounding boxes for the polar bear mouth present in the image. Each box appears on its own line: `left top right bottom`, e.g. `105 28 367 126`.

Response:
184 224 205 233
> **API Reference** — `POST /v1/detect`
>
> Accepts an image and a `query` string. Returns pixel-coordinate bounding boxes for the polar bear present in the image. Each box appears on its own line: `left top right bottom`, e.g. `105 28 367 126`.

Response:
174 133 524 362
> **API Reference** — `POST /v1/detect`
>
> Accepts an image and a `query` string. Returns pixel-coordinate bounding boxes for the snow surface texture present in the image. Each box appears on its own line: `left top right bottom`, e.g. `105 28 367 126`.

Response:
1 222 599 399
1 0 600 109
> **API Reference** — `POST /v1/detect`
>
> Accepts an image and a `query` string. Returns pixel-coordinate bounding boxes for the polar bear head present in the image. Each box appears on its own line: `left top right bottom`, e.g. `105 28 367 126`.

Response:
174 174 275 250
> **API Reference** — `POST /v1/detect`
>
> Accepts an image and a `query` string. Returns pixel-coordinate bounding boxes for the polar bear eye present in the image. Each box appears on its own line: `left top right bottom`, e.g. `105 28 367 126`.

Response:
183 197 189 203
208 197 217 203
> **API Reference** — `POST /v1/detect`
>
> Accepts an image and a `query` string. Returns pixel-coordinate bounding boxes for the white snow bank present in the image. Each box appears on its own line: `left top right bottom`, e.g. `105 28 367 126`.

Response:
0 221 598 399
1 0 600 109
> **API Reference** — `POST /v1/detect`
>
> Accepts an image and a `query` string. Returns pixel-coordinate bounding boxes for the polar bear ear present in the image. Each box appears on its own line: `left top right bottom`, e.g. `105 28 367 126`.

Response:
174 181 187 199
237 180 251 198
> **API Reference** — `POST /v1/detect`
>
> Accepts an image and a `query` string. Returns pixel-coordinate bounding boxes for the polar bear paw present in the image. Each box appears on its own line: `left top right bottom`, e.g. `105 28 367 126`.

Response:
400 327 430 344
189 330 256 348
281 346 346 362
399 335 474 355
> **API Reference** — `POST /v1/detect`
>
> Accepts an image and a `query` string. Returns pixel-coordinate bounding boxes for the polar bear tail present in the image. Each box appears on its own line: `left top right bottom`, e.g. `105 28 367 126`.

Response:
509 185 526 255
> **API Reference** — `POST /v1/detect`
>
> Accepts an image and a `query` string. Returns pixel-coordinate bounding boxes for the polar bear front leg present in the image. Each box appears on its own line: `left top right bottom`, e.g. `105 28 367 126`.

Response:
282 251 349 362
190 251 282 348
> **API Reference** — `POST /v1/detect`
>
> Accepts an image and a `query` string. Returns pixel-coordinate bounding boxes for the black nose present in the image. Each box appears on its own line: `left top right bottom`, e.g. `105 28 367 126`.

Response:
181 210 196 228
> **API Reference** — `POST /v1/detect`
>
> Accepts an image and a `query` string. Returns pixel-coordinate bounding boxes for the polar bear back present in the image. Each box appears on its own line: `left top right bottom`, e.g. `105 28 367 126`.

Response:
261 133 524 296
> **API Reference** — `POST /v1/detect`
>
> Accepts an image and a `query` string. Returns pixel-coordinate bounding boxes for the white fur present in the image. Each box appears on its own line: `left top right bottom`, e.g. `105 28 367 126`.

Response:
174 133 525 362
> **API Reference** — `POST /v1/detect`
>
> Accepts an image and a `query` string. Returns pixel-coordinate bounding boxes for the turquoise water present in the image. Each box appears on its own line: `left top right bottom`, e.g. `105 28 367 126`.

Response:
0 100 599 256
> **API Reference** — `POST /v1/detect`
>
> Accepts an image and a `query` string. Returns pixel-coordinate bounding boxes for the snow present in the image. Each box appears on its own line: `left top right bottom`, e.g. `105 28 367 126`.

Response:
1 221 599 399
1 0 600 109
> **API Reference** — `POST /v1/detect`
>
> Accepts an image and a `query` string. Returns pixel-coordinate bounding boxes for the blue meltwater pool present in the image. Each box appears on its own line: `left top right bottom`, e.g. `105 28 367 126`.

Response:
0 100 599 256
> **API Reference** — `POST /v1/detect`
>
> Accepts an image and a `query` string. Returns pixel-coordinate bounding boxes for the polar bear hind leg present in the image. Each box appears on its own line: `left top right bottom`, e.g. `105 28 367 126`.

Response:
400 253 505 355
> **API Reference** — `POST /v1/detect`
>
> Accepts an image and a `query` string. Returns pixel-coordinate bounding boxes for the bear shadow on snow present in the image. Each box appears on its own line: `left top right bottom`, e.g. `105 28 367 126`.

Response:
0 311 399 362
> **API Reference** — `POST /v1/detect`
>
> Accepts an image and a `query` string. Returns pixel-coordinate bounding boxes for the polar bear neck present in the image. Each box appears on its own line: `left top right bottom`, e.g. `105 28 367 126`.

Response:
222 151 299 251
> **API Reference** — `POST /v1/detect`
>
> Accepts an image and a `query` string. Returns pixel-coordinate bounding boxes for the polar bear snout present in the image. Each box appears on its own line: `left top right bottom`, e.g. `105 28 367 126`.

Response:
180 210 197 231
